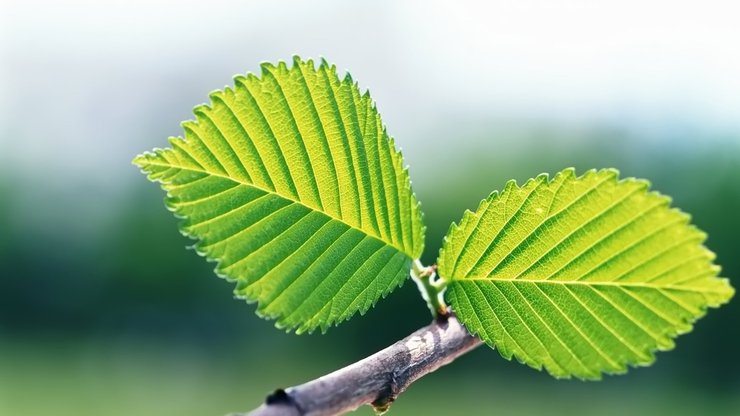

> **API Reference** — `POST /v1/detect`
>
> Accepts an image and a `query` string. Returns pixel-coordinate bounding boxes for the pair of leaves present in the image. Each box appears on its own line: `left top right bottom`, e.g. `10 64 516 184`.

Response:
135 57 733 379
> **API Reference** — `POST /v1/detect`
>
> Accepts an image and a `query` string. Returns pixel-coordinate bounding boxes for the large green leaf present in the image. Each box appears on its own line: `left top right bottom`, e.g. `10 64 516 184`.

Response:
134 57 424 333
438 168 733 379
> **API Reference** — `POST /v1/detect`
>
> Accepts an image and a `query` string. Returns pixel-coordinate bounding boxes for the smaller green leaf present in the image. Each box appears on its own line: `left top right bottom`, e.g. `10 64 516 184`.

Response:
134 57 425 333
438 168 734 379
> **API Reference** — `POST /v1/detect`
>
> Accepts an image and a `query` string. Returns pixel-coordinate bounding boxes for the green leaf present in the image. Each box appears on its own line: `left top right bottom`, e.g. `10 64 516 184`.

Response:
438 168 733 379
134 57 424 333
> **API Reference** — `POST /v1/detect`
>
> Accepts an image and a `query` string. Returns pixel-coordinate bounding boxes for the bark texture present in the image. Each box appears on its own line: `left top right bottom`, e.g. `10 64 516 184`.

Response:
234 314 481 416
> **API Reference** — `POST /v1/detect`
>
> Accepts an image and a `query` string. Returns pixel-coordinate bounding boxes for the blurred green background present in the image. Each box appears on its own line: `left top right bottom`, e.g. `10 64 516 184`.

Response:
1 1 738 415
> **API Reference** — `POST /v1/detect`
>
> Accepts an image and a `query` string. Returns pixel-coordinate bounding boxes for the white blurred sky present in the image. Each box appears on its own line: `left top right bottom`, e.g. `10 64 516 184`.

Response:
1 0 739 178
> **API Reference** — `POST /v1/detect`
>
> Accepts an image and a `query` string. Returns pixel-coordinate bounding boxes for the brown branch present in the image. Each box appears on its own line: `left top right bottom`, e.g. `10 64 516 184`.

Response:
233 314 482 416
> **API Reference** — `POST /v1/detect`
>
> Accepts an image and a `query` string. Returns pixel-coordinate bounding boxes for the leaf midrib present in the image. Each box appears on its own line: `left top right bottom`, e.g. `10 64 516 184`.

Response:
139 159 412 258
453 277 725 294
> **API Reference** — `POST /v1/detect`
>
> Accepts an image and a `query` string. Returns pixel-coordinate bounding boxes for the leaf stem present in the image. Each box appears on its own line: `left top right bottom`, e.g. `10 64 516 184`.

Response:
411 260 449 319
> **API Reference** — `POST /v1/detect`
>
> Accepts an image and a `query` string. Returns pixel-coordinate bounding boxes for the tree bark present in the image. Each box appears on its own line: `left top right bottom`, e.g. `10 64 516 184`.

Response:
233 313 482 416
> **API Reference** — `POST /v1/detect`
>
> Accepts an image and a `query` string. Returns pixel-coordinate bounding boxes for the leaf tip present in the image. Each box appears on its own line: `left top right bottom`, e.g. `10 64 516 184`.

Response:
725 280 735 301
132 148 169 174
131 152 150 168
710 276 735 305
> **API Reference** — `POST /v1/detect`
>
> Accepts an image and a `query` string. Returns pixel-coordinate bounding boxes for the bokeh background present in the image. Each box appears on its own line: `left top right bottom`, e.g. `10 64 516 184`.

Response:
1 1 739 415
